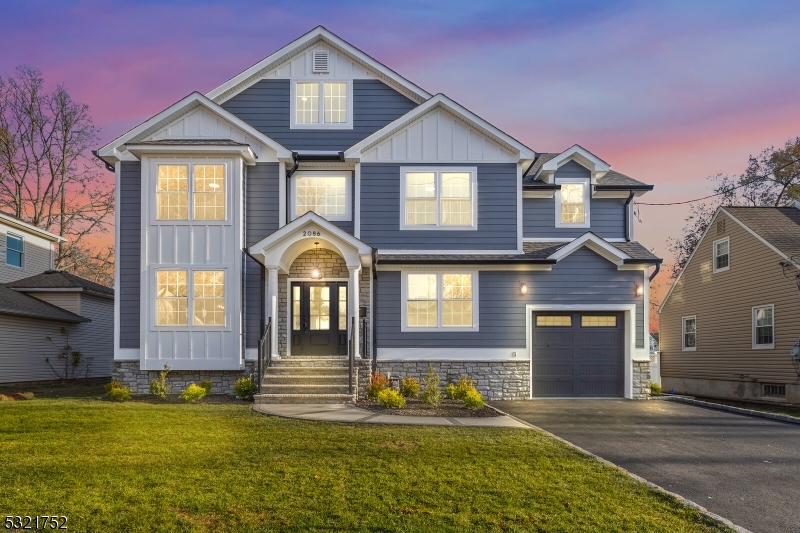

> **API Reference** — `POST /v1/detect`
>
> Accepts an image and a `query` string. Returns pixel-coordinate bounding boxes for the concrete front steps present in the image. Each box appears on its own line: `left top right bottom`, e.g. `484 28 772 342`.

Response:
254 356 357 404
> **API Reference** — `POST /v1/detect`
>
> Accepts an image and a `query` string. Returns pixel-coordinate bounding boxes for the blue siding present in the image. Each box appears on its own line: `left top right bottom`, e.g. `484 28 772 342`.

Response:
361 163 518 250
524 197 626 239
376 247 645 349
119 161 141 349
221 79 418 151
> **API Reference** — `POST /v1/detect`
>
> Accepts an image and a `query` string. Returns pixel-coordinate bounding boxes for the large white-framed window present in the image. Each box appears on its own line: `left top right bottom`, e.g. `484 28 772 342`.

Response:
713 237 730 273
400 167 477 231
155 269 227 328
290 80 353 129
401 271 479 331
752 304 774 349
555 178 590 228
155 162 227 222
681 316 696 351
5 233 23 268
290 171 352 221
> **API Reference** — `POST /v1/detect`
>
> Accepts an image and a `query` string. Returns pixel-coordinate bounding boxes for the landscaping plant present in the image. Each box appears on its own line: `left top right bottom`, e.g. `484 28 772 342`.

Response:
419 366 442 407
179 384 207 403
377 388 406 409
200 379 213 395
234 377 257 400
650 382 662 395
148 364 171 400
463 388 485 410
399 376 420 398
366 371 389 400
445 375 475 400
105 381 132 402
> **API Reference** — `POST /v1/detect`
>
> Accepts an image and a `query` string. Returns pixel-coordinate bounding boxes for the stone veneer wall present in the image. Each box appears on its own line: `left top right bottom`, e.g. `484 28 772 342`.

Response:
632 360 651 400
376 360 531 400
113 361 256 395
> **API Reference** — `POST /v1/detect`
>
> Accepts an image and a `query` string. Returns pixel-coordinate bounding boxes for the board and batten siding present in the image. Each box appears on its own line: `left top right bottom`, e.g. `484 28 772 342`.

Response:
660 211 800 383
119 161 141 349
0 223 54 283
221 79 417 152
376 247 645 349
360 163 518 250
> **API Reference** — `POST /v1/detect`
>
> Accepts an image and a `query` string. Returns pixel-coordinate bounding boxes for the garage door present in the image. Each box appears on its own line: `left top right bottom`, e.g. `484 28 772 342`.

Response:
531 312 624 397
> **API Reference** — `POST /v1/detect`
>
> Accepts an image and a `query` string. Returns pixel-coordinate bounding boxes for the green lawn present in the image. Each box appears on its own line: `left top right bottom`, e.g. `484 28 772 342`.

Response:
0 395 730 532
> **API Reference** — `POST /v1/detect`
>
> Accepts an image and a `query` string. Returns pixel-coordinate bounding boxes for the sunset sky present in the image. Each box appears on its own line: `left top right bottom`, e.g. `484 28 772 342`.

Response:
2 0 799 329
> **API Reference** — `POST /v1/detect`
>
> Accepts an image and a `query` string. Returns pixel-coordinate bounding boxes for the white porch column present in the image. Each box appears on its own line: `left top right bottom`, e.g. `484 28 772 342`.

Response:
267 267 280 358
348 266 360 357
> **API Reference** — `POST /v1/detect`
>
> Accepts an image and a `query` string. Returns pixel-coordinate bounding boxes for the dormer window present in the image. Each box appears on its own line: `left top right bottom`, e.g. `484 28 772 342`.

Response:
292 81 352 129
555 179 590 228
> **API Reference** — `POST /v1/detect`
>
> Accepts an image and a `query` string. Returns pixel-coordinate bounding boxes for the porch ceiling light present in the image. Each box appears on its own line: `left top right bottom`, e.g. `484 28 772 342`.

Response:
635 283 643 297
519 282 528 295
311 242 321 279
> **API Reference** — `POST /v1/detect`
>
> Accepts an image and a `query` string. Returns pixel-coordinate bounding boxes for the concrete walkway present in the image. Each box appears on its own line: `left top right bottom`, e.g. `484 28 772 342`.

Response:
253 403 530 428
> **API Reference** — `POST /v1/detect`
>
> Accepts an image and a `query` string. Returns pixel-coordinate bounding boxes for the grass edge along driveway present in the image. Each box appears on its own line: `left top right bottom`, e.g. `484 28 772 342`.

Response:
0 399 731 532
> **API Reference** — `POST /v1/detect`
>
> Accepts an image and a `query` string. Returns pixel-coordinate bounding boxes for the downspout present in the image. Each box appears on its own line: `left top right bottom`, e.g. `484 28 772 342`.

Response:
91 150 115 172
648 262 660 282
372 248 378 373
285 151 299 225
624 190 635 242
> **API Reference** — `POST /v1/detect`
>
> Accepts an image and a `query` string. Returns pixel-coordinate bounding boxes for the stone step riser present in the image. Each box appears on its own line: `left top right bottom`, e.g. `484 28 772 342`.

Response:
262 376 349 384
254 394 354 405
265 369 350 376
262 386 352 395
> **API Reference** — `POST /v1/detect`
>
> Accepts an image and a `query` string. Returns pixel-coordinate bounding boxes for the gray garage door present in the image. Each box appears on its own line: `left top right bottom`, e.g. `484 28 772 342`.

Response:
531 312 625 397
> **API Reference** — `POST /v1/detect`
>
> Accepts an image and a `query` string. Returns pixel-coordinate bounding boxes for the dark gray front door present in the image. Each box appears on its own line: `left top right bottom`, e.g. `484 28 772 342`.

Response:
531 312 625 397
291 282 348 355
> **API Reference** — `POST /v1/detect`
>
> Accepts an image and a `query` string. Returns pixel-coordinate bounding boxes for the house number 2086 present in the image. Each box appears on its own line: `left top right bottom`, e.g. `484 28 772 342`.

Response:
303 231 321 237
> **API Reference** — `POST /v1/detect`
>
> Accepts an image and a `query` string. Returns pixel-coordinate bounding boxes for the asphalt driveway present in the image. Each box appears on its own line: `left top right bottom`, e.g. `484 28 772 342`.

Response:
491 399 800 533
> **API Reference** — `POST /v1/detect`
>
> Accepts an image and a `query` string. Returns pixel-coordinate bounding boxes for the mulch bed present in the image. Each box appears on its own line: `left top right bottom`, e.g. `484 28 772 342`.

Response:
356 398 501 417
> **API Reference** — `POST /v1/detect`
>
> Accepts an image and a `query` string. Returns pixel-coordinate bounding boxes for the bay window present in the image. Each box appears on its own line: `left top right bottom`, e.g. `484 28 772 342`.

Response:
401 167 477 230
403 272 478 331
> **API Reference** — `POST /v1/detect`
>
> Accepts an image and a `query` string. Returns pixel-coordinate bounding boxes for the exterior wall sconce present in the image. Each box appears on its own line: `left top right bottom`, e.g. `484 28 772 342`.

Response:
311 242 321 279
519 282 528 295
635 283 643 297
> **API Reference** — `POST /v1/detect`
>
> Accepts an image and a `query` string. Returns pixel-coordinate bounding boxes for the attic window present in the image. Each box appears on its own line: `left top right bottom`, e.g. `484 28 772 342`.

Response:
312 51 329 73
292 81 352 129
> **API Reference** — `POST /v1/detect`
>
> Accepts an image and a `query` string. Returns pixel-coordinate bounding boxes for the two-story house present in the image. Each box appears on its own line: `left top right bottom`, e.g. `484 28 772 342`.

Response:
96 27 660 400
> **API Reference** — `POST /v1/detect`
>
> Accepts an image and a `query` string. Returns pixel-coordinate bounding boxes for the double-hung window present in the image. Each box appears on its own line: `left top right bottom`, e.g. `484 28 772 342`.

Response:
293 81 351 128
5 233 23 267
156 269 225 327
401 168 477 230
156 164 226 221
682 316 696 351
752 305 774 349
403 272 478 330
713 237 729 273
556 179 590 228
291 172 351 221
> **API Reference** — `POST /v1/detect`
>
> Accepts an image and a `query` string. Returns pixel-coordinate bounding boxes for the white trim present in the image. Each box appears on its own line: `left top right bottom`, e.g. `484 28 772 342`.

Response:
117 348 140 361
285 277 349 357
533 144 610 182
289 171 353 222
554 178 591 229
547 232 630 265
400 270 479 332
0 212 65 242
147 158 233 226
376 347 527 361
379 249 522 255
4 232 24 269
399 166 478 231
681 315 697 351
523 189 557 199
343 94 536 161
525 304 639 399
354 162 361 238
113 160 121 360
278 161 286 227
751 304 775 350
517 162 523 253
205 26 431 105
125 144 257 165
378 263 553 272
244 348 258 360
712 236 730 273
523 237 629 243
289 80 353 130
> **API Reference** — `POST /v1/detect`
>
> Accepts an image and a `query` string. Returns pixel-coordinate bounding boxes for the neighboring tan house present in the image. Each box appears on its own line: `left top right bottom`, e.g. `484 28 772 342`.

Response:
659 205 800 403
95 26 660 401
0 212 115 384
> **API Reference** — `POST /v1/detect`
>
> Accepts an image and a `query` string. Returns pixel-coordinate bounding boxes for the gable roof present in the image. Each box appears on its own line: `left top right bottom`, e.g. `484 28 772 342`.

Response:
0 211 66 242
205 26 431 106
0 284 89 323
529 145 609 182
343 93 536 161
6 270 114 298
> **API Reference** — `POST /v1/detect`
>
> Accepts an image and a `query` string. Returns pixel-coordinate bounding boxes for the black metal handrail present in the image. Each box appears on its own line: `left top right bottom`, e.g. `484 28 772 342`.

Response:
349 316 355 395
257 318 272 394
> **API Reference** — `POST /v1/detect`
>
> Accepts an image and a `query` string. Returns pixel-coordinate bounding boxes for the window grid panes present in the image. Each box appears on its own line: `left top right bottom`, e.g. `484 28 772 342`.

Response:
582 316 617 327
441 172 472 226
294 176 347 218
156 270 188 326
338 286 347 330
292 286 301 331
536 316 572 327
309 286 330 330
404 172 437 226
754 306 774 346
157 165 189 220
407 274 438 327
6 234 23 267
296 82 319 124
561 183 585 224
442 274 473 327
193 165 225 220
193 271 225 326
404 170 474 228
715 240 729 270
324 82 347 124
683 318 696 349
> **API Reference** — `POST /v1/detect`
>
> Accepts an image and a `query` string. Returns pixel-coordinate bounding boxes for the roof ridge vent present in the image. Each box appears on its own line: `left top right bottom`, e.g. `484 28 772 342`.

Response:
312 50 329 73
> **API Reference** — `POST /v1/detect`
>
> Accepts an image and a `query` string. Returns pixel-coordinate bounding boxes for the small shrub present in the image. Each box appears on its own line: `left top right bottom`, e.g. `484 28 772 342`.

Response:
366 372 389 400
106 386 132 401
377 388 406 408
180 383 207 403
234 377 257 400
650 382 662 395
0 394 12 401
20 392 35 400
149 364 172 400
200 379 213 395
105 380 122 394
419 366 442 407
399 376 420 398
446 375 475 400
463 388 485 410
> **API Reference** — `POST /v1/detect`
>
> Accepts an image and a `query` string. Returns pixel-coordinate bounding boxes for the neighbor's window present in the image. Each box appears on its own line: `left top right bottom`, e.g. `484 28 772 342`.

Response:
752 305 774 349
156 165 189 220
293 174 350 220
193 165 225 220
559 182 587 224
193 271 225 326
536 316 572 327
713 237 729 273
682 316 696 351
582 316 617 327
156 270 188 326
5 233 23 267
405 272 476 329
402 168 476 229
295 81 348 126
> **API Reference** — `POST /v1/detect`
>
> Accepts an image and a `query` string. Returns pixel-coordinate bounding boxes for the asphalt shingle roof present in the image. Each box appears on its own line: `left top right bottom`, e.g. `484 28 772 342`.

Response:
6 270 114 296
0 284 88 323
523 153 651 189
724 207 800 260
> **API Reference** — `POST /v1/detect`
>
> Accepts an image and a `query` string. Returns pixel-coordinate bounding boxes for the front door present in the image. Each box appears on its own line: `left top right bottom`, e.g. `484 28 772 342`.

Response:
291 282 348 355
